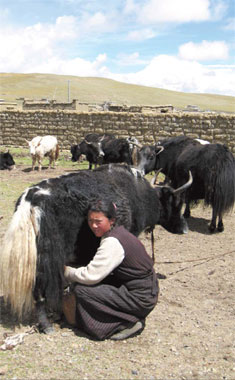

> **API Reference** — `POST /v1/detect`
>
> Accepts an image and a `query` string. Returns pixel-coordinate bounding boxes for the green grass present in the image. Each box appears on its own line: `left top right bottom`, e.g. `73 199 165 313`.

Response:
0 149 89 226
0 73 234 113
5 146 89 170
0 180 31 223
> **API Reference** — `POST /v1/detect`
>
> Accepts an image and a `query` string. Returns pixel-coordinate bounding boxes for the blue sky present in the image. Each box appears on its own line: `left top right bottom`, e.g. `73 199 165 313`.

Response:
0 0 235 96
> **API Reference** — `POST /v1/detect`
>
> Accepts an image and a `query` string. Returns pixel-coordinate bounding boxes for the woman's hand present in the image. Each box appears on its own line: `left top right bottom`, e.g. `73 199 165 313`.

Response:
64 265 71 279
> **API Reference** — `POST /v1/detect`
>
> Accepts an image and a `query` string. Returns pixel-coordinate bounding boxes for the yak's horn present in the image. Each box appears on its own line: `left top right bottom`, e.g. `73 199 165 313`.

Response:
151 168 163 186
173 171 193 194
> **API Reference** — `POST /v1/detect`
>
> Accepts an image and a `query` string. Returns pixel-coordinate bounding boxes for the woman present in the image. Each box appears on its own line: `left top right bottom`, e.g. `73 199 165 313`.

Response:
63 199 159 341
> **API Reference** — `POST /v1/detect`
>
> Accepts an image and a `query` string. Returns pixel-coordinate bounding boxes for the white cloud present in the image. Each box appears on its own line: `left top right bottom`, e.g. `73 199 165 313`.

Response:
0 8 234 96
210 0 227 20
79 10 118 35
0 12 116 74
108 55 235 96
123 0 137 14
138 0 211 24
53 16 78 39
224 17 235 31
82 12 107 31
0 16 79 72
0 7 9 22
116 52 148 66
127 28 156 41
0 14 112 75
178 40 229 61
29 54 108 77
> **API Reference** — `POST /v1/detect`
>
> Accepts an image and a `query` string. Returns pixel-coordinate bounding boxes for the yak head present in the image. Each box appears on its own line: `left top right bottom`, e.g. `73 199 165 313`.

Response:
154 171 193 234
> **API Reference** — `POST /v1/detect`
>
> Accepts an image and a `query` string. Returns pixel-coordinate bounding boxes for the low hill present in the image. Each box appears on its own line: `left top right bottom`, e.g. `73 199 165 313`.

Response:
0 73 234 113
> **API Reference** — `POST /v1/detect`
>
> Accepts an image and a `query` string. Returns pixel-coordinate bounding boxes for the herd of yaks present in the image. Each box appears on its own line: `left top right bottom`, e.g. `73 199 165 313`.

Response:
0 132 235 333
1 131 235 234
0 133 141 171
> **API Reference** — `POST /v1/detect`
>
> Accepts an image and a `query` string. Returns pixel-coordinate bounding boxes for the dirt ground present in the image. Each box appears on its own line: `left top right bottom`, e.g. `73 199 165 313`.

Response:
0 166 234 380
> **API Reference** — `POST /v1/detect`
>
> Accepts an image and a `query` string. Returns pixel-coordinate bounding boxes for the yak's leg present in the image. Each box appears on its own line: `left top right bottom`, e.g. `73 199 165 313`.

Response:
183 199 191 218
52 154 56 168
209 208 217 233
48 154 52 169
36 300 54 334
32 155 37 171
38 157 42 171
217 212 224 232
49 152 56 169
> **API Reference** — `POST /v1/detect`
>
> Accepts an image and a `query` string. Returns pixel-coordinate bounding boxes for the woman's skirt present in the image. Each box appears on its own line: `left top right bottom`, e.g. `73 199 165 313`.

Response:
72 273 159 340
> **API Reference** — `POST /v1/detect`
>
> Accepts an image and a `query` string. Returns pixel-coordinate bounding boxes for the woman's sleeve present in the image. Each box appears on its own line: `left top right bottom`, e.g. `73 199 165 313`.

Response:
64 237 125 285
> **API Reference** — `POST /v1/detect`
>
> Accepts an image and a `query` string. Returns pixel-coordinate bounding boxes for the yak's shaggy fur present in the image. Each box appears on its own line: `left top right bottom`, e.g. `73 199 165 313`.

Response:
0 192 38 318
137 136 235 232
0 151 15 170
0 164 189 332
173 143 235 232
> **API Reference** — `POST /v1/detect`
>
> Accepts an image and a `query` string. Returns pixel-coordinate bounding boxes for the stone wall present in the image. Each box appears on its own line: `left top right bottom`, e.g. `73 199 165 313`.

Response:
0 109 234 153
22 99 78 111
21 99 174 113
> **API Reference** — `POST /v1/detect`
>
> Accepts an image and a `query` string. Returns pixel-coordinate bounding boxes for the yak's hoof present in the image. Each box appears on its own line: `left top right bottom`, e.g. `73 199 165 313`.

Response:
209 224 216 233
44 326 54 334
41 325 54 334
217 225 224 233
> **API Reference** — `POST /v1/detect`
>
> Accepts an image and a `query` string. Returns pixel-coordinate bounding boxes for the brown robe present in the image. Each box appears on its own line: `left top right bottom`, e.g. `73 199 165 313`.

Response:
72 225 159 340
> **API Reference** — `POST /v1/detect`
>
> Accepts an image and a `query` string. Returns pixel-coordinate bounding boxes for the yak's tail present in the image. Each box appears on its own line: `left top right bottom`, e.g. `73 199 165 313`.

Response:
0 192 39 319
208 151 235 216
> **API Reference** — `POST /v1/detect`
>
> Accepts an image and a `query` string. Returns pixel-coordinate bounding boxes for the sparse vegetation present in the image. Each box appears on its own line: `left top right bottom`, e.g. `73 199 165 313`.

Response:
0 73 234 113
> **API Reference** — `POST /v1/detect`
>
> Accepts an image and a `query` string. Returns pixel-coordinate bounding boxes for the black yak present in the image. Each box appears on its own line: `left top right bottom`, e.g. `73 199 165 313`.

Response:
137 136 235 233
71 134 140 169
136 135 201 176
172 143 235 232
0 151 15 170
0 164 192 333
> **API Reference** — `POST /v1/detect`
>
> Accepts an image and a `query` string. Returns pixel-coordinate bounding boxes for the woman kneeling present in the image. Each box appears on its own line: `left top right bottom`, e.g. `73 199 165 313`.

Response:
63 199 159 341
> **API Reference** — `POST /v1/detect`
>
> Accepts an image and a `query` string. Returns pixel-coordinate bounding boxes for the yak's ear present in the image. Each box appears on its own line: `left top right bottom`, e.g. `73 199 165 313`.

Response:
25 139 30 145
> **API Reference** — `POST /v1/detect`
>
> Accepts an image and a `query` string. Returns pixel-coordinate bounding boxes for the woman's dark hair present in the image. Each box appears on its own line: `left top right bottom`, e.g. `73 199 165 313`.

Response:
88 199 117 220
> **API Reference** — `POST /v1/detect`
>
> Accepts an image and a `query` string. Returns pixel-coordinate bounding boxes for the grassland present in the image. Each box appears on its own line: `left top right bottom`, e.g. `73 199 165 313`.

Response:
0 72 234 113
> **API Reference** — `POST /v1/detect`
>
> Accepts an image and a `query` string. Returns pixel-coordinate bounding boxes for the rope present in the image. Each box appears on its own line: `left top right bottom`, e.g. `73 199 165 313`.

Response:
151 229 155 263
146 229 234 277
144 226 155 263
159 249 235 277
157 249 235 265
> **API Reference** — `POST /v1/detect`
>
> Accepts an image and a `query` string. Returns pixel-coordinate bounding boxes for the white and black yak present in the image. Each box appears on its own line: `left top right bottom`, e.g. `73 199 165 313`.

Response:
71 133 114 169
26 135 59 171
0 164 192 333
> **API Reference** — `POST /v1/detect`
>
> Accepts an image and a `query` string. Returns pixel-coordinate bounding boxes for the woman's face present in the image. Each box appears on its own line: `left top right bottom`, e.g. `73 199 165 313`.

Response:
88 211 115 237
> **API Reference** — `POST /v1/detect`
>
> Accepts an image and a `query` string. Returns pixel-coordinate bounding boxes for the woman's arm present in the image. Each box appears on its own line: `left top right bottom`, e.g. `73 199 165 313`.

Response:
64 237 124 285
